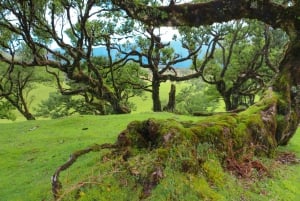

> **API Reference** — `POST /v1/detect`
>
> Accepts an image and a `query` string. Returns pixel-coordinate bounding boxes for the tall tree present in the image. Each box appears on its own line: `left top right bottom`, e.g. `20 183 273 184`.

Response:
117 23 220 111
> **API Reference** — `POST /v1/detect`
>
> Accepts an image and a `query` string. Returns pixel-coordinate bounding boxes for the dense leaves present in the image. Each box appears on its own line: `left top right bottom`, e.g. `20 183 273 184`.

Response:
0 100 16 120
176 79 220 114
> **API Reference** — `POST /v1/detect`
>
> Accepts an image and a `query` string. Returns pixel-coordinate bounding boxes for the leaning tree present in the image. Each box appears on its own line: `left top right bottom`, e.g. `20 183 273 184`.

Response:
50 1 300 199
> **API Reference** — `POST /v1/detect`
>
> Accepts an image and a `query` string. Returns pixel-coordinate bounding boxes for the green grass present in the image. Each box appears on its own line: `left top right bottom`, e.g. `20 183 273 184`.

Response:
0 113 199 201
0 113 300 200
1 81 299 200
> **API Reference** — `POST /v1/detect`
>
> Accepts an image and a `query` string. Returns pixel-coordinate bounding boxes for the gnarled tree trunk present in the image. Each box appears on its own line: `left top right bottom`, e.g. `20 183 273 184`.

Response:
152 76 162 112
164 83 176 112
272 36 300 145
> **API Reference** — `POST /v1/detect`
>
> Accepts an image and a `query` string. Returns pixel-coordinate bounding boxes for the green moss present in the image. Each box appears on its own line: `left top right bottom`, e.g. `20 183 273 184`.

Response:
190 175 226 201
202 159 226 188
233 123 248 146
155 148 169 160
75 173 142 201
276 73 290 91
149 170 201 201
276 115 286 133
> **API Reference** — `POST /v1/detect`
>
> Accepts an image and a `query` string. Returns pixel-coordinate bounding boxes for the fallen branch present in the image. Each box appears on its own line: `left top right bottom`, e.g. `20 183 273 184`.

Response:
51 143 116 200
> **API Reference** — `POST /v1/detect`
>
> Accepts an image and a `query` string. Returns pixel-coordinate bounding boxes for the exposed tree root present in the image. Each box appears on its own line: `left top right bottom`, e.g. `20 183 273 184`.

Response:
226 156 269 178
276 152 300 165
51 143 117 200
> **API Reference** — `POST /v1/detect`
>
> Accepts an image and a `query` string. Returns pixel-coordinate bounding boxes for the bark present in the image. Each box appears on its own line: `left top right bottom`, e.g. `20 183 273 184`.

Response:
113 0 297 30
23 112 35 120
152 76 162 112
102 86 131 114
164 83 176 112
5 96 36 120
272 36 300 145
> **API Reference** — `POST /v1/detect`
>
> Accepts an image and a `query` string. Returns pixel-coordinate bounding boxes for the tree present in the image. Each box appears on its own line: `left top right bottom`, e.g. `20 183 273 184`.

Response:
176 79 220 114
0 0 145 114
117 22 220 111
35 91 103 119
0 63 36 120
186 20 287 111
46 56 148 115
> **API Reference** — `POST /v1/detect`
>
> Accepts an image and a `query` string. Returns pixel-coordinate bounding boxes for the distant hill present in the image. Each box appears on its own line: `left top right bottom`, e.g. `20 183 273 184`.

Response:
49 41 206 68
92 41 206 68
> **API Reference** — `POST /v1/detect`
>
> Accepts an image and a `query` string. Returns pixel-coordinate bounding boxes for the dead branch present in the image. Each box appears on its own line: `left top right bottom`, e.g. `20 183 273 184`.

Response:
51 143 117 200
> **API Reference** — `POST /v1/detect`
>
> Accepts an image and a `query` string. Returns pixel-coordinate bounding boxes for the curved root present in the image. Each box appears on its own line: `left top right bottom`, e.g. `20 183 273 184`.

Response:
51 143 116 200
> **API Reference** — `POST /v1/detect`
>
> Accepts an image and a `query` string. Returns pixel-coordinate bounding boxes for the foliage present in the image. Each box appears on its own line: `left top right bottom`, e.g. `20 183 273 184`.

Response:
176 78 220 114
0 100 16 121
0 0 148 114
178 20 288 111
0 63 38 120
0 0 288 115
35 92 100 119
96 61 148 110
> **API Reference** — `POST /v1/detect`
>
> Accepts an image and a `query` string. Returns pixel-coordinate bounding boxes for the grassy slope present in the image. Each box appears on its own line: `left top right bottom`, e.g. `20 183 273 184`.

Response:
0 113 200 201
1 113 300 200
1 82 299 200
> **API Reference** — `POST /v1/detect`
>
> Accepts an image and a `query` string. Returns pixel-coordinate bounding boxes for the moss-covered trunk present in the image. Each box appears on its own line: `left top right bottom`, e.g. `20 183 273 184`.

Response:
272 36 300 145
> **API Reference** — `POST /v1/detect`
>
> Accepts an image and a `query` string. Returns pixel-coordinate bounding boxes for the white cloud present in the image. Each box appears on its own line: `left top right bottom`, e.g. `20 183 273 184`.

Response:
154 27 180 42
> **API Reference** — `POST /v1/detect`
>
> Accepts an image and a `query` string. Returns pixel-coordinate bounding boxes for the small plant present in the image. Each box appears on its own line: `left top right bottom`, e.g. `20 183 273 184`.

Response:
0 100 16 121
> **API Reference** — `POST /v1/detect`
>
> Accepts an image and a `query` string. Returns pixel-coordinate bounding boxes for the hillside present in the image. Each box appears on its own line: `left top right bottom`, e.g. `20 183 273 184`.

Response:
0 113 299 201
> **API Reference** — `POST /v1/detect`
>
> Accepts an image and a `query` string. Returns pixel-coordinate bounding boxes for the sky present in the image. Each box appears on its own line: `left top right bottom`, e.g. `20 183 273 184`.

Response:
49 1 195 49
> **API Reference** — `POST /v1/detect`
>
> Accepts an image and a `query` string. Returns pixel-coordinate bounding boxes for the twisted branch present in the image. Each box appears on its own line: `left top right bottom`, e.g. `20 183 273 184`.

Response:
51 143 117 200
